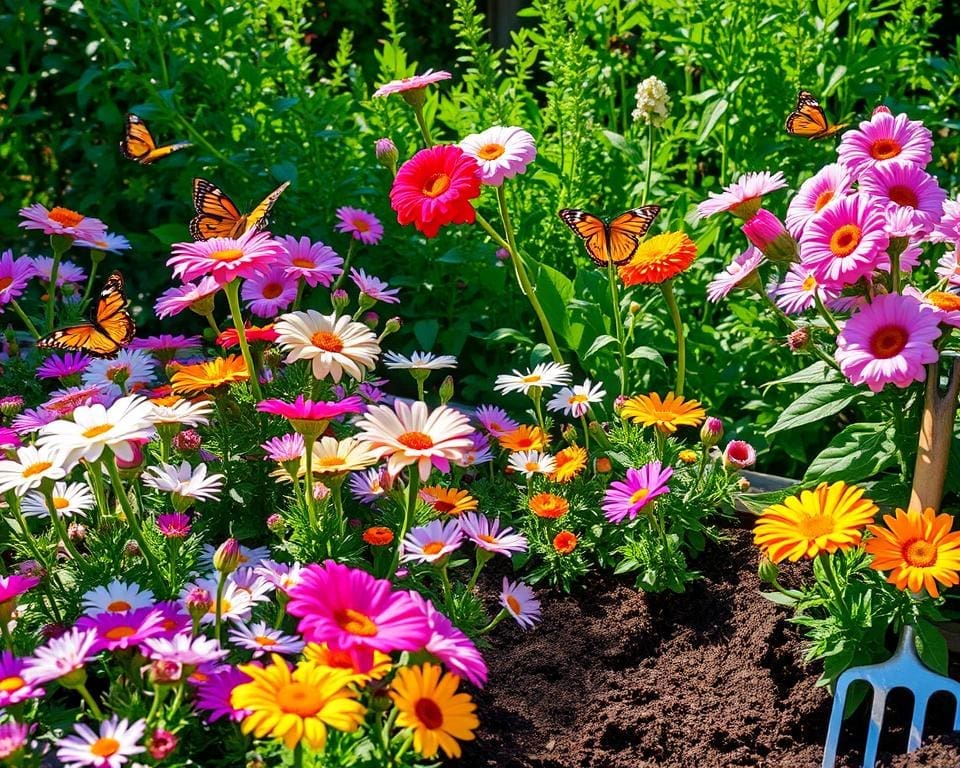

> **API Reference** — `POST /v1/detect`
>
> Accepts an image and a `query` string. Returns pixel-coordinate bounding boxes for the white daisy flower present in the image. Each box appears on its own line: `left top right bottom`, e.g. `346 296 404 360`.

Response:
494 362 572 396
82 349 157 392
546 379 607 418
82 579 155 615
0 444 72 496
181 577 253 625
274 309 380 383
382 350 458 370
36 395 156 465
142 461 224 503
148 397 213 427
21 481 95 518
507 449 556 478
56 715 146 768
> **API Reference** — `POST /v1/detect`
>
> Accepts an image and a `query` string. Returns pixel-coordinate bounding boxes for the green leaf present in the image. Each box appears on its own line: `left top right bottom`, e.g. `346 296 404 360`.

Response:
767 382 860 435
413 319 439 350
584 334 617 359
626 346 666 367
149 223 189 247
914 620 949 675
760 590 798 607
763 361 840 391
697 97 729 144
803 422 897 484
531 259 574 336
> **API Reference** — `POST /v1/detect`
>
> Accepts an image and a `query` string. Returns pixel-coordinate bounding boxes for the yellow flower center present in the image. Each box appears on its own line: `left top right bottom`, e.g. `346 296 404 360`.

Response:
422 541 445 555
291 258 315 268
0 277 12 292
505 594 521 614
829 224 862 258
105 625 137 641
888 184 918 208
629 488 650 505
928 292 960 312
520 374 541 383
478 534 497 544
208 598 233 615
310 331 344 353
22 461 52 478
0 675 25 692
83 423 114 438
317 456 346 467
48 207 84 227
814 190 835 212
261 283 283 299
801 275 818 292
254 635 278 647
334 608 378 637
397 431 434 450
477 142 506 160
414 697 445 729
90 737 121 758
106 600 132 612
904 538 937 567
796 513 836 540
869 325 908 359
422 173 451 198
524 461 539 472
277 681 326 717
870 138 902 161
208 248 244 262
569 394 589 404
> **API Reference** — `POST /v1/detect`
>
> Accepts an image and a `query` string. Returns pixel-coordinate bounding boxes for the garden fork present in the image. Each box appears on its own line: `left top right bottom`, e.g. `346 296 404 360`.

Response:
821 625 960 768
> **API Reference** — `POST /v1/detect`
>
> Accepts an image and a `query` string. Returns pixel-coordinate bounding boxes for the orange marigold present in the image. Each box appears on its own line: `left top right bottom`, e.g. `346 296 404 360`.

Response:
419 486 478 516
529 492 569 519
170 355 249 395
618 231 697 286
498 425 548 453
551 445 588 483
553 530 578 555
621 392 706 434
362 526 394 546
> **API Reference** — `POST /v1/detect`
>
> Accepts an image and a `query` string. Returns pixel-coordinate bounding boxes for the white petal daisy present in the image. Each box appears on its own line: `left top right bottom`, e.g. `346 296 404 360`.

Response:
21 481 95 519
546 379 607 418
382 350 457 370
0 444 72 496
494 362 572 395
36 395 156 465
274 310 380 383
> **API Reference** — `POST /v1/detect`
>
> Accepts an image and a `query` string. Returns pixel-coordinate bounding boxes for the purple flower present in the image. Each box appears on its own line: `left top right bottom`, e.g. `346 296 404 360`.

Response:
602 461 673 523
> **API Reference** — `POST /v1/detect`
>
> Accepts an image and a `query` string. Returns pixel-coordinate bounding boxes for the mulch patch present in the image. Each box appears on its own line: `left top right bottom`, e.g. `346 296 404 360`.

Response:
460 527 960 768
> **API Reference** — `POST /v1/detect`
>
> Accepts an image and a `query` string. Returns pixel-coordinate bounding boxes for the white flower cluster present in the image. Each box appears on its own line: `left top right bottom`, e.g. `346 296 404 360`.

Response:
632 76 671 127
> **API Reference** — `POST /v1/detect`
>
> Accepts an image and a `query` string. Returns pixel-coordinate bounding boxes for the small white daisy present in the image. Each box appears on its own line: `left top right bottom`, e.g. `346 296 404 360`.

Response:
21 481 95 519
142 461 224 503
0 444 72 497
494 362 571 396
56 715 146 768
382 350 458 370
546 379 607 418
181 577 253 625
228 620 304 657
81 350 157 392
82 580 155 615
507 449 556 478
148 398 213 427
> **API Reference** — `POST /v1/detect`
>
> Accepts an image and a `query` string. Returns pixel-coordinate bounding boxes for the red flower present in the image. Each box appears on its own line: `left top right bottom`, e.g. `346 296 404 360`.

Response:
390 145 482 238
363 526 394 546
553 530 578 555
216 324 278 348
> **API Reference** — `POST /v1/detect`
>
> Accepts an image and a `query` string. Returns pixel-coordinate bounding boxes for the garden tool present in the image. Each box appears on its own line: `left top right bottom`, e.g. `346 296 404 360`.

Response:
821 625 960 768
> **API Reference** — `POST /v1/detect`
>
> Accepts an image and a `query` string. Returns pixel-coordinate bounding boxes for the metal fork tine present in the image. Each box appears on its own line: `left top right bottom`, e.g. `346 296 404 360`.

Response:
907 694 928 752
862 687 888 768
821 676 852 768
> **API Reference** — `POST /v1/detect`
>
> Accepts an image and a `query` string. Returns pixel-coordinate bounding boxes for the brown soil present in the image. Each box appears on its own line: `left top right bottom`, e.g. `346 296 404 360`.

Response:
461 527 960 768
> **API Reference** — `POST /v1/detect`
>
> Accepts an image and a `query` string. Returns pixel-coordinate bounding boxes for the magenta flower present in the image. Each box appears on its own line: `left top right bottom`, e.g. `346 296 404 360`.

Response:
241 265 297 318
157 514 191 538
798 193 889 289
836 293 941 392
0 428 21 449
257 395 364 423
168 230 285 286
286 560 431 653
0 721 29 760
706 246 764 303
261 433 305 462
858 161 946 232
37 351 93 380
129 334 202 358
695 171 787 221
459 126 537 186
0 574 40 605
602 461 673 523
335 207 384 246
929 199 960 246
400 519 464 564
0 652 44 706
18 203 106 240
349 268 400 304
278 235 343 288
785 163 854 237
837 110 933 178
193 664 252 723
722 440 756 471
473 404 519 438
373 68 452 98
76 607 167 652
741 209 796 262
0 250 34 307
154 277 221 319
409 592 488 687
458 512 528 556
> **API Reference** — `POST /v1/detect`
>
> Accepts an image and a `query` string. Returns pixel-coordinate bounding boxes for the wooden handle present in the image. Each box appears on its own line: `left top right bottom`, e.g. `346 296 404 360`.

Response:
908 358 960 513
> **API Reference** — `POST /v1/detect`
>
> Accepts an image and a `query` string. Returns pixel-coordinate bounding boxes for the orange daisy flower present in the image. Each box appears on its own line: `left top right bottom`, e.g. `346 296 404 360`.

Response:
529 492 569 519
419 486 478 516
362 526 394 546
550 445 588 483
620 392 706 434
170 355 249 395
865 507 960 598
618 231 697 286
498 425 548 453
553 530 578 554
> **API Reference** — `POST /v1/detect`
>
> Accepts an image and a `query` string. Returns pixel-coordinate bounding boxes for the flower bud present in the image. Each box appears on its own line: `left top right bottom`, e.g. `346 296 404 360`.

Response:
213 538 242 575
185 587 213 621
312 482 330 502
188 293 216 318
678 449 698 465
331 289 350 313
560 423 578 445
375 137 399 174
0 396 23 417
495 247 510 262
722 440 756 472
68 522 86 542
362 311 379 329
594 456 613 474
173 429 202 453
379 317 401 342
116 439 147 472
786 327 810 352
613 394 629 415
266 513 285 534
628 301 642 315
148 729 179 760
439 375 455 405
742 210 797 263
147 660 183 686
757 555 779 586
124 540 141 558
872 104 892 116
700 417 723 447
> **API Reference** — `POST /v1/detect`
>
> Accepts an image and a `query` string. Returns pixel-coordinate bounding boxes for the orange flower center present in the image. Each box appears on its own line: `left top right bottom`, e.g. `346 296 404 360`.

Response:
569 394 589 404
506 594 521 614
22 461 52 478
262 283 283 299
49 207 84 227
869 325 908 359
255 635 278 647
277 681 326 717
105 625 137 641
629 488 650 505
928 292 960 312
520 374 541 383
414 697 445 730
291 258 315 268
801 275 818 292
0 675 25 692
317 456 346 467
106 364 128 382
352 218 370 232
903 538 937 567
422 541 445 555
829 224 862 258
478 534 498 544
514 437 534 449
814 190 835 212
524 461 539 472
106 600 132 612
52 496 68 510
209 248 244 262
870 138 902 160
796 513 835 540
397 431 434 450
310 331 343 353
888 184 919 208
90 737 121 758
0 277 12 292
477 142 506 160
422 173 451 198
334 608 378 637
83 423 114 438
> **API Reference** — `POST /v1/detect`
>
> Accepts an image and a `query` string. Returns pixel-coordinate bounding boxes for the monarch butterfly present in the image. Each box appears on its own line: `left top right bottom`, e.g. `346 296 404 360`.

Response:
557 206 661 267
37 272 135 358
119 114 192 164
785 90 849 140
189 178 290 241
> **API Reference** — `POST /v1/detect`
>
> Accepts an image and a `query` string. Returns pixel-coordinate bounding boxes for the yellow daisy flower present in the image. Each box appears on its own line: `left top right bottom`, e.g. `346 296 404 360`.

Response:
390 663 478 759
620 392 706 434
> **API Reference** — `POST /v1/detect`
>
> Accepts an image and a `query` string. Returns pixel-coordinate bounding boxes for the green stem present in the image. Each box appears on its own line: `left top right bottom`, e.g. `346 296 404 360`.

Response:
466 549 493 592
44 489 87 569
332 240 356 292
659 280 686 396
390 470 420 575
530 388 546 436
81 256 101 305
293 743 303 768
0 620 13 651
74 682 105 720
303 435 317 529
223 279 263 401
890 249 901 294
757 289 841 372
45 235 70 333
580 414 591 453
606 259 628 395
105 454 162 584
641 123 655 206
9 301 40 339
813 292 841 337
332 477 346 538
413 104 433 147
84 460 107 527
146 684 168 725
478 608 508 635
204 313 222 337
214 573 227 644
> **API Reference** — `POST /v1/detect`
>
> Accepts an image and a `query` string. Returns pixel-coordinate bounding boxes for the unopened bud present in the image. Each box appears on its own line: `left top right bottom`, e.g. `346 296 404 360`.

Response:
380 317 401 340
213 538 242 575
613 395 629 416
757 555 779 586
742 210 797 263
786 327 810 352
0 396 23 417
148 728 179 759
560 423 578 445
594 456 613 474
312 482 330 502
700 417 723 447
116 440 147 471
185 587 213 620
331 289 350 313
872 104 892 116
495 247 510 262
124 540 141 558
148 660 183 686
375 137 399 174
68 522 86 542
678 449 698 465
362 311 379 329
439 375 455 405
173 429 202 453
723 440 757 472
266 513 285 534
629 301 642 315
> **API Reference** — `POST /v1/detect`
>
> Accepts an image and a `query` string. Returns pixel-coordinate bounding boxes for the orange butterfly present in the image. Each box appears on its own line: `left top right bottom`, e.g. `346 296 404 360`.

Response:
785 90 848 140
558 206 661 267
38 272 135 358
189 178 290 241
120 114 192 164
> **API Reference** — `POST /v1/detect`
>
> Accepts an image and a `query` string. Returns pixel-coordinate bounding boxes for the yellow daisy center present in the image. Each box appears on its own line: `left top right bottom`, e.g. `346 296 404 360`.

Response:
48 207 84 227
397 431 434 450
0 676 25 692
477 142 506 160
801 275 817 292
317 456 346 467
334 608 378 637
310 331 344 353
869 325 908 359
90 737 121 758
208 248 244 262
569 394 589 404
904 538 937 567
22 461 52 478
928 292 960 312
524 461 539 472
277 681 325 717
829 224 862 258
83 423 114 438
629 488 650 505
291 257 315 268
478 534 498 544
795 513 836 540
255 635 277 647
422 173 451 198
414 697 445 729
352 218 370 232
814 190 834 212
520 374 541 383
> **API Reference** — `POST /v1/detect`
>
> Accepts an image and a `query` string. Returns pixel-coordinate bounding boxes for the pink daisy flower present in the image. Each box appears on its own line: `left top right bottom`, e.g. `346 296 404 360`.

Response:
903 287 960 329
858 161 946 232
458 511 528 556
0 652 45 707
774 264 836 315
741 209 796 262
286 560 432 653
31 256 86 286
261 433 305 462
0 722 29 760
142 633 228 667
400 519 464 564
76 607 167 652
455 431 494 468
798 193 890 289
373 68 452 98
168 230 285 286
0 250 34 306
254 560 303 595
335 207 384 246
154 277 221 319
473 404 519 438
928 199 960 245
56 715 145 768
43 384 117 417
257 394 364 426
390 145 483 238
836 110 933 178
349 267 400 304
459 125 537 186
695 171 787 221
18 204 106 241
241 265 297 318
278 235 343 287
409 592 487 687
0 427 21 449
936 250 960 286
706 246 764 302
835 293 941 392
23 627 98 684
37 351 93 380
602 461 673 523
228 620 304 657
0 574 40 605
129 334 202 358
11 407 58 434
500 578 541 630
193 664 251 723
784 163 854 237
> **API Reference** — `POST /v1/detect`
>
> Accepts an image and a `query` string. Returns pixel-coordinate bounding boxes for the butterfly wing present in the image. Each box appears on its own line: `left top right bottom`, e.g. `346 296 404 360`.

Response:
785 90 847 140
37 272 134 358
189 178 245 240
120 114 191 164
607 206 661 265
558 209 612 266
243 181 290 234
